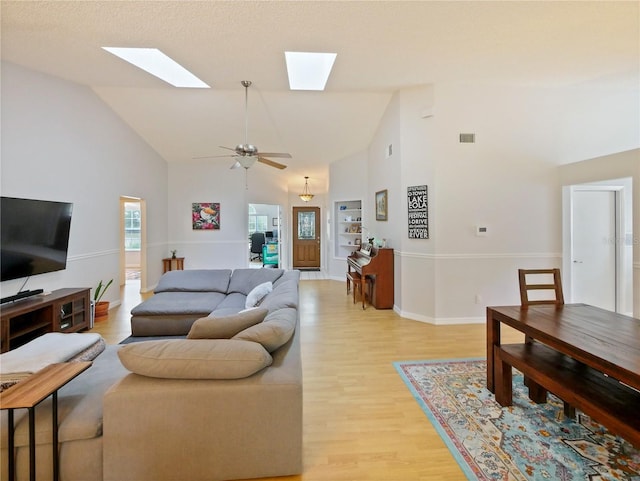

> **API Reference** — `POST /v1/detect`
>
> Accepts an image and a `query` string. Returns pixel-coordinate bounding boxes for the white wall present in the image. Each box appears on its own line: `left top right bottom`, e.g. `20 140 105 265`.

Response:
0 62 169 303
559 149 640 317
167 161 292 270
330 78 639 323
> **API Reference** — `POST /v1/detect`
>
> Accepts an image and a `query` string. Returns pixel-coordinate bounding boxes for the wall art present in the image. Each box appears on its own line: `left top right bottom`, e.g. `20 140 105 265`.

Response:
407 185 428 238
192 202 220 230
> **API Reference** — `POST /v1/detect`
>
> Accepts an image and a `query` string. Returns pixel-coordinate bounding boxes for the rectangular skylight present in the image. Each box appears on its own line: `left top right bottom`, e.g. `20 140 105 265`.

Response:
285 51 337 91
102 47 209 88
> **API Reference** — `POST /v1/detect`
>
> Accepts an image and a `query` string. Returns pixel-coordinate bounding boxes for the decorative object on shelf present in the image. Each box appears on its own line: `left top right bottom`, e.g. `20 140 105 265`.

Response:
375 189 388 221
192 202 220 230
171 249 177 259
299 176 314 202
407 185 429 239
93 279 113 323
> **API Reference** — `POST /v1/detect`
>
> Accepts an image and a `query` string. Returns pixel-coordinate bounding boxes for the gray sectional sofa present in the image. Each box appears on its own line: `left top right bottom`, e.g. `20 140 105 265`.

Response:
0 268 302 481
130 267 291 336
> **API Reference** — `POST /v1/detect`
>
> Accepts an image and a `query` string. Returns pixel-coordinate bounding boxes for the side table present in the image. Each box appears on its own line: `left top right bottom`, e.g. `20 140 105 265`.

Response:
162 257 185 273
1 362 92 481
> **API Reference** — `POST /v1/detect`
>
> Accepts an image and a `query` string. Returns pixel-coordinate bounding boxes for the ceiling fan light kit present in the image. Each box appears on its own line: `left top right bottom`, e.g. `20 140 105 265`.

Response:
299 176 314 202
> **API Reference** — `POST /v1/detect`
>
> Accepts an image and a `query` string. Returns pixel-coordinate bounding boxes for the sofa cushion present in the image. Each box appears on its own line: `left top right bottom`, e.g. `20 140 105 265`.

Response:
228 268 284 295
245 282 273 308
260 280 298 312
154 269 232 293
117 339 273 379
232 307 297 353
187 308 268 339
215 292 247 312
130 291 226 316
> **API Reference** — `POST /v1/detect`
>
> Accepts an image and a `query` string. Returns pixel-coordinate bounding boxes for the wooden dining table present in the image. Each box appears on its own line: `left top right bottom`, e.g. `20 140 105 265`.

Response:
486 303 640 446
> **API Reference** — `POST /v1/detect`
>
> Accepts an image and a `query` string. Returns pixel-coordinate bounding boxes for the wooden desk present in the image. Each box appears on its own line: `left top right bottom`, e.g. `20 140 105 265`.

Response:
162 257 184 273
487 304 640 446
1 362 92 481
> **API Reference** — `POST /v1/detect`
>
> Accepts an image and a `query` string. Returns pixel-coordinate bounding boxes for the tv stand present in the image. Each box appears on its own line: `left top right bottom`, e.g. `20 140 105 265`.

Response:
0 288 91 353
1 289 44 305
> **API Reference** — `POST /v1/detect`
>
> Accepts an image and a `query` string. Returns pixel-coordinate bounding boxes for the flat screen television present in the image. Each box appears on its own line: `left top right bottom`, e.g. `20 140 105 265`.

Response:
1 196 73 282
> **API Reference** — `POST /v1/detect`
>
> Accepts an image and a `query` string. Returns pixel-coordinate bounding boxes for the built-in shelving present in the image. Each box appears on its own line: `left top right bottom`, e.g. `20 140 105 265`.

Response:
334 200 362 259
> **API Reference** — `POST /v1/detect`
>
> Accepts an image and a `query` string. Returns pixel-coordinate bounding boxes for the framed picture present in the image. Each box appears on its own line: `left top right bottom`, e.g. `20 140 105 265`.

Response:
375 189 388 221
272 218 278 227
192 202 220 230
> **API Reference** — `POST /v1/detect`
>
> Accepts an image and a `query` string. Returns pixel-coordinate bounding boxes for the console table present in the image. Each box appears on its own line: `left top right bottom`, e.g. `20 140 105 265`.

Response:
0 288 91 353
487 304 640 447
162 257 184 273
1 362 92 481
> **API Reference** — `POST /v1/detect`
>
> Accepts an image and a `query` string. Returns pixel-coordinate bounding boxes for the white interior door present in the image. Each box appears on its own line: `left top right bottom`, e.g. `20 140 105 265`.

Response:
571 190 616 310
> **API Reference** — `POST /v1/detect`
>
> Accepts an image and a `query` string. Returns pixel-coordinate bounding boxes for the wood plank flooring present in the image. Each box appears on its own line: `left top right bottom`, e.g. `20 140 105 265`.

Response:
90 278 523 481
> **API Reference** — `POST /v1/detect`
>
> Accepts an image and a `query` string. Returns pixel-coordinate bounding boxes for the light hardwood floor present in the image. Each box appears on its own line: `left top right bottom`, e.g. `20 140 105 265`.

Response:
91 278 523 481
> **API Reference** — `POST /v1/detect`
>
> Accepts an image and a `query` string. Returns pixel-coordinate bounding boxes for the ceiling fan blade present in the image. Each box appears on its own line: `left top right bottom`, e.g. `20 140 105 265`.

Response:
258 156 287 170
258 152 292 159
192 154 236 160
219 146 237 152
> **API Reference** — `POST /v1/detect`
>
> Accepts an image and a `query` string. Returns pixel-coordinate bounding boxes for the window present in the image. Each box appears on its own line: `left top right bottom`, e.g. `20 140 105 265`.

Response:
248 205 268 235
124 203 141 250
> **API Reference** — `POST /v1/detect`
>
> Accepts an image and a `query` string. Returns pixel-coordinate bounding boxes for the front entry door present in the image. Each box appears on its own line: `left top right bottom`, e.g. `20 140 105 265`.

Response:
292 207 321 270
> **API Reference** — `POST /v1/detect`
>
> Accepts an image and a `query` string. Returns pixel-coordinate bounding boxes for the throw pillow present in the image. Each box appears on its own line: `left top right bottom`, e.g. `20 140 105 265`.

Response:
117 339 273 379
232 307 297 352
245 281 273 308
187 308 268 339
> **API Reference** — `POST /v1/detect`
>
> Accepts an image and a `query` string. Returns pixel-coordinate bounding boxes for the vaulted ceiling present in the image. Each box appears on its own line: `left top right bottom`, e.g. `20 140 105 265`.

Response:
2 1 638 185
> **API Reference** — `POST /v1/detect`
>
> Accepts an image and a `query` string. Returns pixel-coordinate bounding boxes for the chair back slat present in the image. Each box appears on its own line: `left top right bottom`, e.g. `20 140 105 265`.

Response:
518 268 564 307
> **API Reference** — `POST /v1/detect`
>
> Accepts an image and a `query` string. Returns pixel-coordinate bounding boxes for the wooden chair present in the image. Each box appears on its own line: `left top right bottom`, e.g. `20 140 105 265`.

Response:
518 268 574 416
518 268 564 307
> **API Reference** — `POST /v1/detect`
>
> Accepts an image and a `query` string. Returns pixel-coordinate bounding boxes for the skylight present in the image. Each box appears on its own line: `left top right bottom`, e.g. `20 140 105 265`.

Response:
102 47 210 88
285 51 337 91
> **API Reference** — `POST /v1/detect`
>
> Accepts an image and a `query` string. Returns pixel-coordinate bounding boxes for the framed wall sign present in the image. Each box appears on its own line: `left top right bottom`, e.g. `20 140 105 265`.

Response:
407 185 428 239
375 189 388 221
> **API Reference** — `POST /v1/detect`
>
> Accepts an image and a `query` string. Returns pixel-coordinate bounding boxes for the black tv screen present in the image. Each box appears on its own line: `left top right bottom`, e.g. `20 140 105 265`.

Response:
1 197 73 282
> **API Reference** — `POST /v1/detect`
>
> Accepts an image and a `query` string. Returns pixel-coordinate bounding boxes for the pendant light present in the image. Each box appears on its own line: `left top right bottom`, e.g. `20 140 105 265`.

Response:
299 176 314 202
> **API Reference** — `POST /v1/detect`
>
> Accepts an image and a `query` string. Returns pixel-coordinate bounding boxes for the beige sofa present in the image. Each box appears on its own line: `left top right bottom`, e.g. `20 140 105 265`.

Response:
0 268 302 481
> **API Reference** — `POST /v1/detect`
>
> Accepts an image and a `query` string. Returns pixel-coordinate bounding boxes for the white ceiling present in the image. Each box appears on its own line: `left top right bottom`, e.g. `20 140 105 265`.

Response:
2 1 638 185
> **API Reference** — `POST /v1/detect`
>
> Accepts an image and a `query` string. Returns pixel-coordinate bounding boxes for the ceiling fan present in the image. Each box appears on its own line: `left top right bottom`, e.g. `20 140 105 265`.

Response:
194 80 290 170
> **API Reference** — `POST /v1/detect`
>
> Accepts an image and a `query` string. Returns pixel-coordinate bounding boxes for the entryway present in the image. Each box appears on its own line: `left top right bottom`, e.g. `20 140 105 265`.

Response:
563 179 633 315
120 197 146 290
248 203 281 268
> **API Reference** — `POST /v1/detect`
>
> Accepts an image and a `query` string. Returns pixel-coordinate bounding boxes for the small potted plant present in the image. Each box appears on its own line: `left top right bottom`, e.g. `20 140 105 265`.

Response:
93 279 113 323
171 249 177 259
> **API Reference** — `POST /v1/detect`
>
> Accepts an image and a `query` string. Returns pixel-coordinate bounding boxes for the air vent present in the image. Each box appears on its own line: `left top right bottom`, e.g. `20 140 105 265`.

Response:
459 133 476 143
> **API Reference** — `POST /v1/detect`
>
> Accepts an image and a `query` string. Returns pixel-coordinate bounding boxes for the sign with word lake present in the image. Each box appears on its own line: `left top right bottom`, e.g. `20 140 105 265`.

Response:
407 185 429 239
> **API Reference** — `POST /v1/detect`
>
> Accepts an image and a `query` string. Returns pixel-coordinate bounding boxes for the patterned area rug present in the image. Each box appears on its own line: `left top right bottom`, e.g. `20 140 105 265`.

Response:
394 358 640 481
